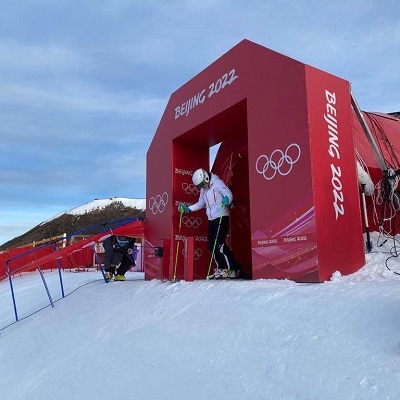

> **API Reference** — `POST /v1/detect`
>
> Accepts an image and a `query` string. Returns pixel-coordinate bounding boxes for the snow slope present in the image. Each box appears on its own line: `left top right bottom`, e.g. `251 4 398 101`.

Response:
1 232 400 400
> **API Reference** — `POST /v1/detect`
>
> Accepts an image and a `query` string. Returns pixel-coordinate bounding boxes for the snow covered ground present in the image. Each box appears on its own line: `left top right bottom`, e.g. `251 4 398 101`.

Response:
1 232 400 400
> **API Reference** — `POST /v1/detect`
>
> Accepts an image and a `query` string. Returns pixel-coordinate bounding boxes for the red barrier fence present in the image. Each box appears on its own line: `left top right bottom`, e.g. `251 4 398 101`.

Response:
0 220 145 280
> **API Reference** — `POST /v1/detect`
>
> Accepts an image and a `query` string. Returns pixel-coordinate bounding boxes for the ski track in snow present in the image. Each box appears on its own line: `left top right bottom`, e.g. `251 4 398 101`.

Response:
1 233 400 399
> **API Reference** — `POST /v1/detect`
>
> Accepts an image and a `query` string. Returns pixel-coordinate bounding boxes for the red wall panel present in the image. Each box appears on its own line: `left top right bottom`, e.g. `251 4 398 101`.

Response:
146 39 366 282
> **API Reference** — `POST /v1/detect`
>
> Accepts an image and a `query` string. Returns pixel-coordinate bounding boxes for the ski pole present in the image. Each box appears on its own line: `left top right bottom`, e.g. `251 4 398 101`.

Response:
173 209 183 281
206 203 225 279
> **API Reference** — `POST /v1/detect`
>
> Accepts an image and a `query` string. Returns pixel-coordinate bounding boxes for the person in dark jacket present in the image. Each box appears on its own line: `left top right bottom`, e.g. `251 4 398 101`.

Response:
103 235 136 281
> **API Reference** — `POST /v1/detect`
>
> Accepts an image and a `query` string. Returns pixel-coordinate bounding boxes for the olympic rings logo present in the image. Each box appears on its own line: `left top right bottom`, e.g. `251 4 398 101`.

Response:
182 182 199 196
182 216 202 229
148 192 168 214
256 143 301 180
181 247 202 260
193 248 203 260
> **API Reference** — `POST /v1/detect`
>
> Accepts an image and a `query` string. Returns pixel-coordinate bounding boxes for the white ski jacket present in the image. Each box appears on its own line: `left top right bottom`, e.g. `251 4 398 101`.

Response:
188 173 232 221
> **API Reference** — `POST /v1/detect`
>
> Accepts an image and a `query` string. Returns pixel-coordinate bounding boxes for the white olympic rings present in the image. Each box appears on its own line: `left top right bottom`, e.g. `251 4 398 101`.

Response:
182 247 203 261
182 182 199 196
148 192 168 214
182 216 202 229
193 248 203 260
256 143 301 181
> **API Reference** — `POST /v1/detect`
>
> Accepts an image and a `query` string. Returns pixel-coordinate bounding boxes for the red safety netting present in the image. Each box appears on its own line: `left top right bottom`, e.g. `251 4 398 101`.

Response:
0 220 145 279
353 111 400 234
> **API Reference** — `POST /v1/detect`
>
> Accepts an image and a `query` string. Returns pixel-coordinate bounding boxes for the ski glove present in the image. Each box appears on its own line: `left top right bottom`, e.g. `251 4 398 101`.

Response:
178 203 191 213
222 195 230 207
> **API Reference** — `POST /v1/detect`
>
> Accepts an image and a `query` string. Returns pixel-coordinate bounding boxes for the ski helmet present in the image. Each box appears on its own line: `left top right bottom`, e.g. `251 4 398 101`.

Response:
192 168 210 188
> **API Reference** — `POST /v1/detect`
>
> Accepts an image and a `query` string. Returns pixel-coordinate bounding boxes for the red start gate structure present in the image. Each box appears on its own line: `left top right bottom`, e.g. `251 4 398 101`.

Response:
145 39 366 282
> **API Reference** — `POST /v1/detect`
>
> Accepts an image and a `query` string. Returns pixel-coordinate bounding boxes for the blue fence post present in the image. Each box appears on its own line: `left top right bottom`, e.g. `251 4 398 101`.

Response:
53 244 65 298
37 267 54 308
6 260 19 322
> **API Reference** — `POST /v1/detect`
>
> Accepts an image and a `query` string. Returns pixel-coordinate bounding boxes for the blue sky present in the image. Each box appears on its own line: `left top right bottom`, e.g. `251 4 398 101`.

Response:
1 0 399 246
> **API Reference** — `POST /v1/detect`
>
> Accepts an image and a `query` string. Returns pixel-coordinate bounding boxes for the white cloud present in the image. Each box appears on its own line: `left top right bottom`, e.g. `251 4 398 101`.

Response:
0 40 84 70
0 82 166 115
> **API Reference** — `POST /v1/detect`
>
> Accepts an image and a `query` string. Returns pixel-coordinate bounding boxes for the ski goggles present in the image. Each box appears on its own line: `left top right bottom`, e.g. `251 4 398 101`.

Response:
116 236 130 246
196 180 206 189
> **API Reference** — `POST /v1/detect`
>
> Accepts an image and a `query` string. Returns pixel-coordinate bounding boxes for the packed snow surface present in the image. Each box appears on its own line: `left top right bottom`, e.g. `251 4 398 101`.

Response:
1 232 400 400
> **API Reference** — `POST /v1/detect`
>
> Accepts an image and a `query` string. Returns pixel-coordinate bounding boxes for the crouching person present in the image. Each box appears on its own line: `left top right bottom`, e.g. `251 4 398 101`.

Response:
103 235 136 281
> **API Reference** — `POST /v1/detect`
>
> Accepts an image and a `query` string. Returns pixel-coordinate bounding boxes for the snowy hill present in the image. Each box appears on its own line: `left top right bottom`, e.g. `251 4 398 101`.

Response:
0 197 146 250
0 198 147 250
49 197 146 220
1 232 400 399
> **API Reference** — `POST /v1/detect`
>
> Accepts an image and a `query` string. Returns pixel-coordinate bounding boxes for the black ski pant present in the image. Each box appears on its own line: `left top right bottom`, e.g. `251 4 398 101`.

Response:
208 216 237 270
116 254 134 276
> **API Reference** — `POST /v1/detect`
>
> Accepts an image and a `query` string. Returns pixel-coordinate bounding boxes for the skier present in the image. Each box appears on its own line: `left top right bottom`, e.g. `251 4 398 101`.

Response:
178 168 239 279
103 235 136 281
